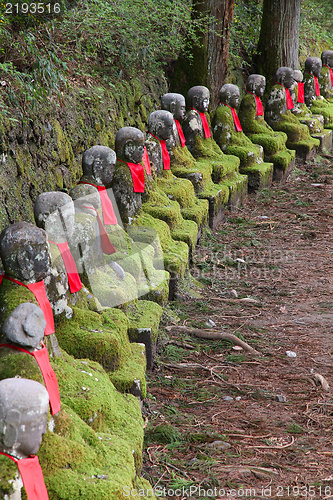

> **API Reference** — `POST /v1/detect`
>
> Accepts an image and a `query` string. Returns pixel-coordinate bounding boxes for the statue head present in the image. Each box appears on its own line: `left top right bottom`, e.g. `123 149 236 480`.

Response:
187 86 210 113
34 191 75 243
148 110 174 141
0 222 51 283
219 84 240 109
115 127 145 164
161 93 186 121
2 303 46 348
304 57 322 77
275 67 294 89
321 50 333 69
292 70 303 83
70 183 101 216
82 145 116 186
0 378 49 459
246 74 266 97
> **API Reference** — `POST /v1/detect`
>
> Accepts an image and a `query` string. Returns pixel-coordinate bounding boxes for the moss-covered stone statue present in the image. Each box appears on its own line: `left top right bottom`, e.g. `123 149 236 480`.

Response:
177 85 247 225
320 50 333 102
303 56 333 130
0 344 154 499
212 83 274 190
291 70 332 153
265 66 320 159
238 74 295 181
161 92 187 148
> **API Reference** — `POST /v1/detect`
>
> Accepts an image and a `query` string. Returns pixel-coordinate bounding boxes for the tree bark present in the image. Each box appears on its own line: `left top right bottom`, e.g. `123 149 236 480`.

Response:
170 0 235 109
256 0 300 84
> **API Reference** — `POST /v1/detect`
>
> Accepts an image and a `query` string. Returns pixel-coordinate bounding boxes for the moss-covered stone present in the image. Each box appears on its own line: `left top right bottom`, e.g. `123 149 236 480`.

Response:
319 66 333 101
238 93 295 180
265 84 320 159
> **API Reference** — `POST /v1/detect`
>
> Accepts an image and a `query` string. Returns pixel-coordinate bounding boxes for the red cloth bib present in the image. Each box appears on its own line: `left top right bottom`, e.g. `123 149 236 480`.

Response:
323 65 333 86
81 205 116 255
118 160 145 193
297 82 305 103
220 103 243 132
246 92 263 116
0 274 3 285
142 147 151 176
174 120 186 147
313 75 320 96
276 83 294 110
149 133 170 170
0 453 49 500
0 343 60 415
49 241 82 294
79 182 117 225
1 276 55 335
191 109 211 138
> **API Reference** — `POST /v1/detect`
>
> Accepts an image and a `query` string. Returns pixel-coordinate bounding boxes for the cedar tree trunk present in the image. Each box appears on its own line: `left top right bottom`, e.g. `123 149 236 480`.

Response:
256 0 300 83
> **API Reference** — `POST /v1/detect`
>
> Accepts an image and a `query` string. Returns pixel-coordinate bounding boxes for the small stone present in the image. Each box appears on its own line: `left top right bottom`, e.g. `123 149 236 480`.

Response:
232 345 243 351
275 394 287 402
286 350 297 358
235 258 246 264
206 440 231 450
230 289 238 298
222 395 234 401
205 318 216 327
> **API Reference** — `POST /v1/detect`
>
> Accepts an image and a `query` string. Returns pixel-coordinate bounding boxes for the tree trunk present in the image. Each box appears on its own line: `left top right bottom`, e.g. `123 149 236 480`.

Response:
256 0 300 84
170 0 235 109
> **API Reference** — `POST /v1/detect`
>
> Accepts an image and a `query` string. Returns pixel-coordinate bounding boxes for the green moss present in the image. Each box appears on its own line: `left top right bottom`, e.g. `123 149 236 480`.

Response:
109 343 147 398
0 348 44 383
0 456 18 496
55 306 130 372
52 120 75 165
240 162 274 191
126 300 162 343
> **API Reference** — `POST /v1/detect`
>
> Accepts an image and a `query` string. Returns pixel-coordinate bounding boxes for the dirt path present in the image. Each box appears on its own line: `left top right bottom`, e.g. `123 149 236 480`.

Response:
142 156 333 500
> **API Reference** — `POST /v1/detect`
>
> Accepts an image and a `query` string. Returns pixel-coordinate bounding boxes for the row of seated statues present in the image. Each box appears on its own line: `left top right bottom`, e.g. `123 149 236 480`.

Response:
0 49 332 499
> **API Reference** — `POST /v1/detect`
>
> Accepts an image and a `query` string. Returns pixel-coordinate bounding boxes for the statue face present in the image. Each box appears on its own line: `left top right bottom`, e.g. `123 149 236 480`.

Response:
92 152 116 185
36 197 75 243
0 223 51 283
282 71 294 89
173 99 186 121
124 139 145 164
327 52 333 68
194 95 209 113
229 89 240 108
256 80 265 98
155 120 174 141
0 378 49 459
2 303 46 348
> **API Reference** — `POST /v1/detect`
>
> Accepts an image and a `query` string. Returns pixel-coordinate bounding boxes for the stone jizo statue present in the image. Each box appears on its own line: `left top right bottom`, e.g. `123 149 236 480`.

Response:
264 67 320 159
146 110 174 175
2 303 46 349
161 93 186 147
238 74 295 181
320 50 333 100
182 86 211 154
212 83 273 190
79 145 118 226
0 377 48 459
303 56 333 130
0 222 55 336
34 191 75 244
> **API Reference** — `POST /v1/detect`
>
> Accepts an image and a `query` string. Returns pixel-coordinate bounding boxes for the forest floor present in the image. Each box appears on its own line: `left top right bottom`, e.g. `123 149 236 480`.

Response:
142 154 333 500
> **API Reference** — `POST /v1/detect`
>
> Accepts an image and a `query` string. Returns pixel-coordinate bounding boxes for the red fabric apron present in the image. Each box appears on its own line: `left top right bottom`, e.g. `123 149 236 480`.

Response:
79 182 117 225
297 82 305 104
81 205 116 255
148 133 170 170
0 343 60 415
49 241 82 293
190 108 211 138
118 160 145 193
1 276 54 335
313 75 320 96
246 91 263 116
174 119 186 147
220 103 243 131
0 452 49 500
276 83 294 110
323 65 333 86
142 147 151 176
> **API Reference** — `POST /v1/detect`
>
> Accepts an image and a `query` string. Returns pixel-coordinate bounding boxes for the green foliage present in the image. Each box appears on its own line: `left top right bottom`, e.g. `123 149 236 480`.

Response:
229 0 262 70
299 0 333 60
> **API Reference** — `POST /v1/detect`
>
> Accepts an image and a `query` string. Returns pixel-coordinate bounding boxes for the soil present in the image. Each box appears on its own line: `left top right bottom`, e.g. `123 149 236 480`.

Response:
142 155 333 500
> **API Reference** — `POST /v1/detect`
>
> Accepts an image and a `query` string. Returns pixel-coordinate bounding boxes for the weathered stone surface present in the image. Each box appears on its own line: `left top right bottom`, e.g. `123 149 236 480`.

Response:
2 303 45 348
